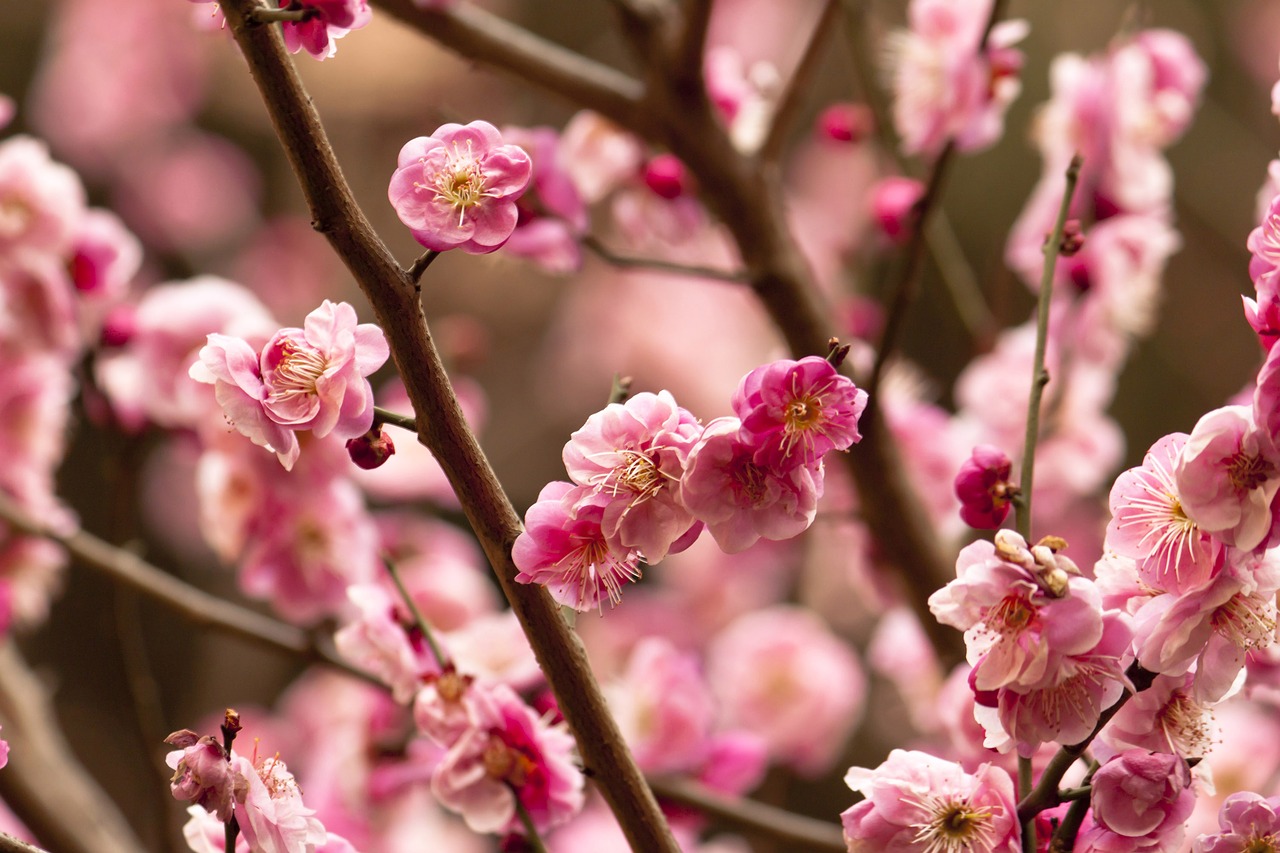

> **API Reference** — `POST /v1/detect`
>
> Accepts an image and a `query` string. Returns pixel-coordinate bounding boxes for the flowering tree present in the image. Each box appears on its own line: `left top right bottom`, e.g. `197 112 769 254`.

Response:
0 1 1278 852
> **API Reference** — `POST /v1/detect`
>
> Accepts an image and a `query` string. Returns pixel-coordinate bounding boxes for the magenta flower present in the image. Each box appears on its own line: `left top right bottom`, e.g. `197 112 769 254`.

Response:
954 445 1015 530
512 481 643 611
680 417 823 553
733 356 868 469
388 121 533 254
276 0 371 61
841 749 1020 852
164 730 238 822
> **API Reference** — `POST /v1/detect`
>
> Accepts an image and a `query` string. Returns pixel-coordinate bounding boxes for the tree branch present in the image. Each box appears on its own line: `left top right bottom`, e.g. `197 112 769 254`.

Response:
369 0 650 133
649 776 846 852
217 4 680 850
759 0 841 161
671 0 714 95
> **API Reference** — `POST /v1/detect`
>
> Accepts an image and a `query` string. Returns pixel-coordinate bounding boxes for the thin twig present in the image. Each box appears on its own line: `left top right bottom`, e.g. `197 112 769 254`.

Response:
373 405 419 433
218 4 680 849
406 249 439 283
759 0 841 161
0 491 380 687
1014 155 1082 540
581 234 749 282
369 0 650 133
648 776 846 852
383 558 450 670
514 794 549 853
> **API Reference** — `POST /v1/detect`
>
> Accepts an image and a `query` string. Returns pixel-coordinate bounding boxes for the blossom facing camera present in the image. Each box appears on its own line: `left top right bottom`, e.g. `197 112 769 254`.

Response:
389 121 533 254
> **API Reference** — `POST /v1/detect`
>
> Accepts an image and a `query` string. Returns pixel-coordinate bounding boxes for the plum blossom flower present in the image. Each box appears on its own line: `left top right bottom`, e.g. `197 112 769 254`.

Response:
165 730 239 822
1174 405 1280 552
1107 432 1221 593
1194 792 1280 852
499 126 588 273
333 583 436 703
388 121 532 254
887 0 1028 157
954 445 1015 530
869 175 924 245
562 390 703 562
280 0 372 61
733 356 868 469
680 417 823 553
840 749 1020 852
232 752 328 853
1090 750 1194 840
0 136 86 256
512 481 643 611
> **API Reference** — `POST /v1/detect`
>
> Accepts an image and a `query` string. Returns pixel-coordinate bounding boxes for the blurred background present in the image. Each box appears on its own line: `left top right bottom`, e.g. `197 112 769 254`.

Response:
1 0 1278 850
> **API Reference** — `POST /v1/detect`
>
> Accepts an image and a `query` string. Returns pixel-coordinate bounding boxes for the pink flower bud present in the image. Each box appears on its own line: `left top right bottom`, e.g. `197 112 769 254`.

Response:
816 102 873 143
642 154 690 200
954 445 1015 529
870 176 924 245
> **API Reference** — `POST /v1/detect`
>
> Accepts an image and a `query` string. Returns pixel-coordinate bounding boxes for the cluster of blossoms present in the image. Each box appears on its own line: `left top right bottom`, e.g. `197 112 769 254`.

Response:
513 355 868 610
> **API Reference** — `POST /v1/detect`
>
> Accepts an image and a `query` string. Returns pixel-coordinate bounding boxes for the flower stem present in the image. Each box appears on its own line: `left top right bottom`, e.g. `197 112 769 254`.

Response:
249 3 316 23
1014 154 1082 541
580 234 748 283
514 794 549 853
382 557 450 670
1019 755 1036 853
372 406 419 433
406 249 439 283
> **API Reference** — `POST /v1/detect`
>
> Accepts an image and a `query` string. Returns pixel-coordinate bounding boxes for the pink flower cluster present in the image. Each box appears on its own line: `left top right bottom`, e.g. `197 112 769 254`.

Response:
514 356 867 610
189 300 389 471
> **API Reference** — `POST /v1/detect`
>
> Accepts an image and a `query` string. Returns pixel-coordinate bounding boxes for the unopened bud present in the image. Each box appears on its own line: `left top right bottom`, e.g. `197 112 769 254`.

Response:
642 153 691 200
346 426 395 470
1059 220 1085 256
817 102 873 143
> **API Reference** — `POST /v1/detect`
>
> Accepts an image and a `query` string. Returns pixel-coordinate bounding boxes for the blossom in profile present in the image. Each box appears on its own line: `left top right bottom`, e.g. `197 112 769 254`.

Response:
954 445 1015 530
164 730 238 822
1089 750 1193 843
841 749 1020 852
733 356 867 469
1194 792 1280 852
277 0 372 61
389 121 532 254
232 753 327 853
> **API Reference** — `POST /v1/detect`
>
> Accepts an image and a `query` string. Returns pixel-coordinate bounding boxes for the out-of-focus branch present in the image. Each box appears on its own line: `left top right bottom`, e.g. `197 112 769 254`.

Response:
0 492 378 687
581 234 749 282
649 776 846 852
0 834 48 853
370 0 650 133
218 4 679 850
671 0 714 94
759 0 841 161
0 642 144 853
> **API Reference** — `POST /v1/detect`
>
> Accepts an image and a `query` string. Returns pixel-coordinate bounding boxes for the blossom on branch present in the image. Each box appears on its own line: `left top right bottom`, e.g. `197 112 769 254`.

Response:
389 121 533 254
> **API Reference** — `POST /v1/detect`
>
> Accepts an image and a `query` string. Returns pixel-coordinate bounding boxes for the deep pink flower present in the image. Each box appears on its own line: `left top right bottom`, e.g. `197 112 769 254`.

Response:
1174 405 1280 552
279 0 371 60
164 730 238 822
388 121 532 254
841 749 1020 852
680 416 823 553
733 356 868 469
562 390 702 562
954 445 1015 529
512 481 643 611
500 126 587 273
67 209 141 301
1107 432 1221 593
430 683 583 836
869 175 924 245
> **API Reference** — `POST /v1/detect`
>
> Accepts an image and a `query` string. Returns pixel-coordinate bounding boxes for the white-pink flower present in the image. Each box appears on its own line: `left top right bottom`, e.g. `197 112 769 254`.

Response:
841 749 1020 852
388 121 532 254
232 753 328 853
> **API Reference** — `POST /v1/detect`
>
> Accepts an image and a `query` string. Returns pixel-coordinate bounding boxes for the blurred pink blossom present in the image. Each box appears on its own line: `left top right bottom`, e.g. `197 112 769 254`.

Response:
0 136 85 257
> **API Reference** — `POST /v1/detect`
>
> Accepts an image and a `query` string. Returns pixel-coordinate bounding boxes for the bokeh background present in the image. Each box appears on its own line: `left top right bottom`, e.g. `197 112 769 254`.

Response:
1 0 1279 849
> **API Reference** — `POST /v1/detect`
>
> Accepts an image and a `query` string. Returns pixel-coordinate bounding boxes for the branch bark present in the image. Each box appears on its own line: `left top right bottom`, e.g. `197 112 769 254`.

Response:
218 4 679 850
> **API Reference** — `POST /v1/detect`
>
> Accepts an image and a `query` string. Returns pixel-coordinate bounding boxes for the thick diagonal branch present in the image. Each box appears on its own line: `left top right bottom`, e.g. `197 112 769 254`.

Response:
217 4 678 850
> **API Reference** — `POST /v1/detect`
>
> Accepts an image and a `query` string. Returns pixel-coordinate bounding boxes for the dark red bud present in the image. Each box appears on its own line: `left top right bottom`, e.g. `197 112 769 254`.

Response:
346 426 395 470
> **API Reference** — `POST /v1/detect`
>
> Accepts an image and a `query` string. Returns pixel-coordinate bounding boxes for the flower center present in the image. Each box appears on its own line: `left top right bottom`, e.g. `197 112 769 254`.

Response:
0 195 32 239
612 449 665 501
908 794 998 853
1158 691 1211 758
1228 449 1273 493
1211 592 1276 651
421 141 494 227
556 535 641 609
732 457 768 506
987 593 1036 636
271 339 327 399
1244 837 1278 853
482 733 535 788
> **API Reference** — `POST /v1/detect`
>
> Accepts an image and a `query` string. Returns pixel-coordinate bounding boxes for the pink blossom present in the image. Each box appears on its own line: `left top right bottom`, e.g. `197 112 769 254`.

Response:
280 0 371 60
733 356 867 468
374 512 498 632
512 481 643 611
556 111 644 204
1098 672 1215 760
1194 792 1280 852
562 390 703 562
430 683 583 835
841 750 1020 852
1107 432 1221 593
442 610 541 691
164 730 238 822
233 753 328 853
954 445 1015 529
67 209 141 301
0 255 81 362
0 96 12 130
1091 750 1193 838
680 417 823 553
500 126 587 273
388 121 532 254
869 175 924 245
816 102 874 143
887 0 1028 156
1174 405 1280 552
414 669 482 747
0 136 86 257
258 300 389 439
333 583 435 703
706 606 864 776
1247 191 1280 287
